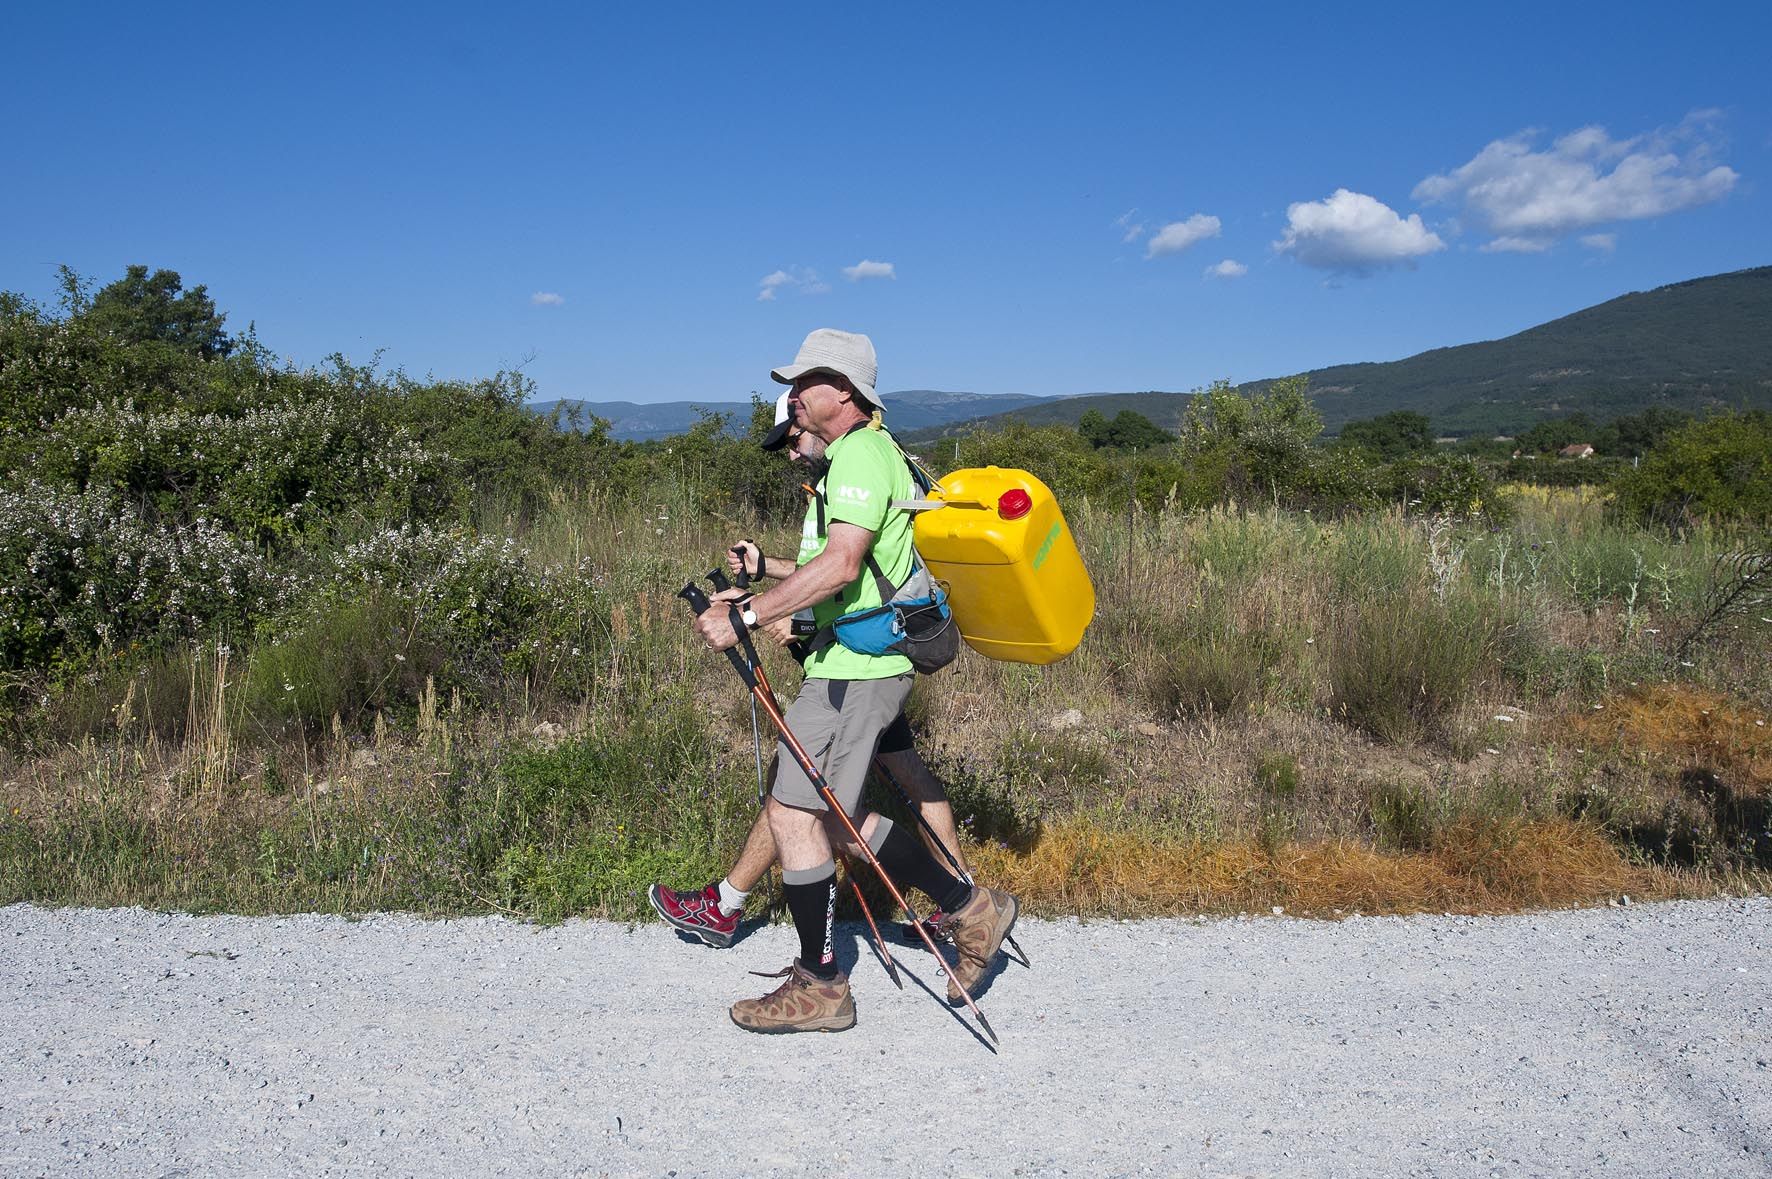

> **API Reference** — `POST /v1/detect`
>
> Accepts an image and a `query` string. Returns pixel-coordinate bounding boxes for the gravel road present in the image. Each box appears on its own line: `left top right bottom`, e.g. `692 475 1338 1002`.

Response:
3 897 1768 1177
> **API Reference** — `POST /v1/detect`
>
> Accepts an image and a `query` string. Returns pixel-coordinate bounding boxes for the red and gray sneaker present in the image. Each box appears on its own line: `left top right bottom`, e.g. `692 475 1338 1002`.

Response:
898 909 952 947
648 882 740 948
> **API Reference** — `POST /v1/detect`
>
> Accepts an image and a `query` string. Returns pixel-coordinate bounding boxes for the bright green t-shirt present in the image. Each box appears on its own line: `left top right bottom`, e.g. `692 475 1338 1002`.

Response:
795 426 915 680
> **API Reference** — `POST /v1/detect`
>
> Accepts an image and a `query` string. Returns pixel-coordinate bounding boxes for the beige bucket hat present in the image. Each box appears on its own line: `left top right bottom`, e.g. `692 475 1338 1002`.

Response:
770 328 880 409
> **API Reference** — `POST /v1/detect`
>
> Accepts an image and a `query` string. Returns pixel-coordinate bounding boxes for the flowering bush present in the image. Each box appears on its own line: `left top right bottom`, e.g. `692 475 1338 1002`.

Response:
0 482 279 676
315 526 546 660
28 395 461 547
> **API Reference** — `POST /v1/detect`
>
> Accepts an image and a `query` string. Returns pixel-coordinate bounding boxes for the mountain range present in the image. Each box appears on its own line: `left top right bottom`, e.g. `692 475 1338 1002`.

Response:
526 389 1061 441
532 265 1772 442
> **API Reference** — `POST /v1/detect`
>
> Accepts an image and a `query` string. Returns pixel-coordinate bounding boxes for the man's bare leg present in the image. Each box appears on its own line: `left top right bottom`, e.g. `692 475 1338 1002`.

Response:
647 775 780 945
722 809 777 894
699 759 783 918
877 747 970 879
769 794 874 871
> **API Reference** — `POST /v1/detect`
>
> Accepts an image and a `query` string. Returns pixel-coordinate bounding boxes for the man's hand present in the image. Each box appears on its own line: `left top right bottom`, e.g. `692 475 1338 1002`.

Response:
693 587 749 652
761 616 795 646
726 540 762 582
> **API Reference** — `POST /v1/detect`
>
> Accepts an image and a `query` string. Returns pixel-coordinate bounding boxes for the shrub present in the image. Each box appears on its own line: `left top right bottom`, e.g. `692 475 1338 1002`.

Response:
1368 781 1435 851
1612 411 1772 527
1377 455 1511 523
240 595 445 729
1144 617 1282 718
1326 585 1499 745
1255 753 1301 799
484 696 741 920
932 747 1045 850
242 525 609 723
1287 447 1384 516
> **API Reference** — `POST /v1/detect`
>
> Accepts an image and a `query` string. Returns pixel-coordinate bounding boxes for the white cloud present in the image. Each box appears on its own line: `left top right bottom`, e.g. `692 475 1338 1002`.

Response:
1580 233 1618 252
1481 236 1552 254
1273 189 1445 272
1115 208 1146 243
757 270 794 301
842 259 896 282
757 267 828 301
1414 114 1738 251
530 292 565 306
1205 259 1248 279
1146 214 1221 258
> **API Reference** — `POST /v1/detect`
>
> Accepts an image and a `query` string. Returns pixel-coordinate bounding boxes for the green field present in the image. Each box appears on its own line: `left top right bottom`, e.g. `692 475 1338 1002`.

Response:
4 270 1770 921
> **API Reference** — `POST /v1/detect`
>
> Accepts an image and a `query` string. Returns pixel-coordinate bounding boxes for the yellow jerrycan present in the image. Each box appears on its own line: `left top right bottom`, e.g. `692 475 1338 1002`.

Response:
912 466 1094 664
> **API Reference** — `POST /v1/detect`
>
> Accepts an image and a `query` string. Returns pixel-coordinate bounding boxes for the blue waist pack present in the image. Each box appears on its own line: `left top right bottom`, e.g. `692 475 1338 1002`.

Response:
826 561 960 674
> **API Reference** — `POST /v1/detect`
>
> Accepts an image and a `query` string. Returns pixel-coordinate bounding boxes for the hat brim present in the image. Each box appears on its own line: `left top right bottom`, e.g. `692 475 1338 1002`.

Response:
769 363 880 409
760 419 793 451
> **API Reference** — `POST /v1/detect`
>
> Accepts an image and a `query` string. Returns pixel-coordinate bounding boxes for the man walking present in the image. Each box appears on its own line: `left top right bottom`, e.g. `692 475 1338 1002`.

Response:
651 396 974 949
693 329 1017 1034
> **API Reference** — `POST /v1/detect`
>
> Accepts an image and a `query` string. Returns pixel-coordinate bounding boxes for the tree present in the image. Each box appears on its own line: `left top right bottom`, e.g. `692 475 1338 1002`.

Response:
1337 410 1434 460
1515 414 1592 456
79 265 234 359
1180 376 1321 453
1077 409 1109 446
1591 405 1693 459
1175 376 1326 501
1079 408 1172 449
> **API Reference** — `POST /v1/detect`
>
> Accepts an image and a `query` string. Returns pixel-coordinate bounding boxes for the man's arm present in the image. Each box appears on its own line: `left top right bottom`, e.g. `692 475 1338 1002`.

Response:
725 541 799 583
750 522 869 623
695 523 872 650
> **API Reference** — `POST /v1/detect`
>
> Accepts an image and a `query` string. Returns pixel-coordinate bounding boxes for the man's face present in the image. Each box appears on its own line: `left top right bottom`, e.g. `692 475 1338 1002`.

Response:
789 371 849 439
786 424 826 467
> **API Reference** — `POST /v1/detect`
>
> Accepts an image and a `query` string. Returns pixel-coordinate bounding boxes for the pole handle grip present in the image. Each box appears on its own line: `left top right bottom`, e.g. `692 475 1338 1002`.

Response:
678 581 759 687
677 582 712 615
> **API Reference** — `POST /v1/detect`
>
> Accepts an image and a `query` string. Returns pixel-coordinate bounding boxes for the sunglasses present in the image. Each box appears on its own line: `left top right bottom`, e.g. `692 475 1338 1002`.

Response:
791 371 850 396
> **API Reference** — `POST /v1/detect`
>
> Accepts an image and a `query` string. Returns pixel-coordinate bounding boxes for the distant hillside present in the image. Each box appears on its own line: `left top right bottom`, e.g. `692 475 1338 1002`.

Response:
530 389 1058 440
906 266 1772 443
1295 265 1772 434
899 391 1190 447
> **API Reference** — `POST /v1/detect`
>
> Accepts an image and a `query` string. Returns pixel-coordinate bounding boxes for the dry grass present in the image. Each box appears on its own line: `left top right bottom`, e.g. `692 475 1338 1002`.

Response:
1566 682 1772 792
968 817 1656 918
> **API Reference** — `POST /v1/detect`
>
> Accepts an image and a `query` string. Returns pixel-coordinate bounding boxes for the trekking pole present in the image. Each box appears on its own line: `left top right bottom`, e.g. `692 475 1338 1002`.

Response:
872 756 1030 967
710 560 767 806
679 581 997 1045
698 571 902 991
836 852 900 988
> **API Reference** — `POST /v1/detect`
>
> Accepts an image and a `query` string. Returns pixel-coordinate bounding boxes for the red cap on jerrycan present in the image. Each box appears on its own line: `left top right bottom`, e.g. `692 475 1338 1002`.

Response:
997 489 1032 520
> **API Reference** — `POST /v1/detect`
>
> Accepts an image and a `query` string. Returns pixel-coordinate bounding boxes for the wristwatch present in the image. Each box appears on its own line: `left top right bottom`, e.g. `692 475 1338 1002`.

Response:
741 605 759 628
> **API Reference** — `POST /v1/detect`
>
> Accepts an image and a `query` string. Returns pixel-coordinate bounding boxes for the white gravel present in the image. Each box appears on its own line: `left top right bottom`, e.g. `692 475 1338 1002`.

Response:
3 897 1769 1178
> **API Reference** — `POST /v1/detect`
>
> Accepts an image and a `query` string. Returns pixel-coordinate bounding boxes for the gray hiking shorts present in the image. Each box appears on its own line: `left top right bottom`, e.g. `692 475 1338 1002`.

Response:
771 673 915 815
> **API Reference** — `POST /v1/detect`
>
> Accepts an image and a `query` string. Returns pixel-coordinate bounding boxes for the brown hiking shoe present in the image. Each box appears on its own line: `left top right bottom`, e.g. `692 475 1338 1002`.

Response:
942 886 1019 1005
729 961 856 1034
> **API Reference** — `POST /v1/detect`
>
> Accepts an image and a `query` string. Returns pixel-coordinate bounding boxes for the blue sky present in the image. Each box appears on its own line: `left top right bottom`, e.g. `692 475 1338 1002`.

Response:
5 2 1769 408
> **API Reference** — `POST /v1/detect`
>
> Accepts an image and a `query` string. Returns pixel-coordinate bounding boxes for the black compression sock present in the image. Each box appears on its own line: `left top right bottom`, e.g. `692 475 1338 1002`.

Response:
874 824 972 915
782 868 839 977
